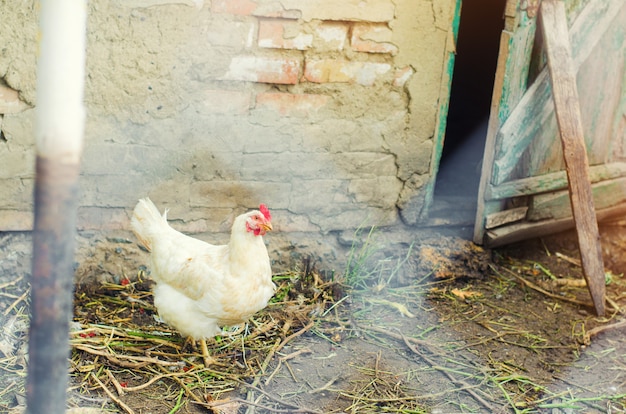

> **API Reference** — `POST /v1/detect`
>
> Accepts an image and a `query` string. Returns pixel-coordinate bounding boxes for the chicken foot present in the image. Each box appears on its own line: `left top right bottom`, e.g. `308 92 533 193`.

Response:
182 336 217 367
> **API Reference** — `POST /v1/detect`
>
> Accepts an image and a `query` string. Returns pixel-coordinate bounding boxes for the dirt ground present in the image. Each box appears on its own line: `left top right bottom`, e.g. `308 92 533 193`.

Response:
2 222 626 413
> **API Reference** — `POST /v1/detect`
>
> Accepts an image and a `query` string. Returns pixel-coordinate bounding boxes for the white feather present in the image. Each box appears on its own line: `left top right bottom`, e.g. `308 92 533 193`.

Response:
131 198 275 340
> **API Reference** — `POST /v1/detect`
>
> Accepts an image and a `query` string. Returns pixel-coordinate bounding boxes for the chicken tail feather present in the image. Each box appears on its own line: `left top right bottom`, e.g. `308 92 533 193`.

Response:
130 197 168 252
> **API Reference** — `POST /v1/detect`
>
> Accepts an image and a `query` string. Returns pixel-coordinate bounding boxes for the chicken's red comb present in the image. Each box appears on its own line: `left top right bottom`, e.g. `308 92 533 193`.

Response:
259 204 271 221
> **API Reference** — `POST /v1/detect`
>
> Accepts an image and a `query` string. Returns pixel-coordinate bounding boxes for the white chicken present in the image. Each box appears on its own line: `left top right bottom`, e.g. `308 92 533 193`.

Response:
130 198 275 366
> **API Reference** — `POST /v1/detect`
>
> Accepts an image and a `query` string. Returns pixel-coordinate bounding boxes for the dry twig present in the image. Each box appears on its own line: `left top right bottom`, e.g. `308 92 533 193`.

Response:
90 372 135 414
497 265 593 307
274 320 315 354
585 319 626 344
73 344 181 368
3 289 30 316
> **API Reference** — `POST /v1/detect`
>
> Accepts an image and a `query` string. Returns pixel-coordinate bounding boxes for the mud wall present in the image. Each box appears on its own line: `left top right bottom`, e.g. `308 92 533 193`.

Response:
0 0 457 266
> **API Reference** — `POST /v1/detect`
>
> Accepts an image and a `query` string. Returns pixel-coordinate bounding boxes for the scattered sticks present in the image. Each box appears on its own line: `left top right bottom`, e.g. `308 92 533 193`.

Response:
199 396 323 414
393 328 495 411
68 266 342 414
236 380 324 414
307 375 341 395
89 372 135 414
3 288 30 317
73 343 181 369
274 320 315 354
265 348 312 385
496 265 593 308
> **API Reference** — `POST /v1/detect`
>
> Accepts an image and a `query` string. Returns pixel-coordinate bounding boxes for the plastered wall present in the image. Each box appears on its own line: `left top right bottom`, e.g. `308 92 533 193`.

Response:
0 0 458 267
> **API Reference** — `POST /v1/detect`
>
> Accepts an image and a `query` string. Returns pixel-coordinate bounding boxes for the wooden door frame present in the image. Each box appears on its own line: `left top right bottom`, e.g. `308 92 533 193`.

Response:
473 0 538 244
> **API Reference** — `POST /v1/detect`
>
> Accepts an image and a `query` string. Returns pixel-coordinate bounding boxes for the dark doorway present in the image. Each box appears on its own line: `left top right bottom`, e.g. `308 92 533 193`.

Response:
432 0 507 225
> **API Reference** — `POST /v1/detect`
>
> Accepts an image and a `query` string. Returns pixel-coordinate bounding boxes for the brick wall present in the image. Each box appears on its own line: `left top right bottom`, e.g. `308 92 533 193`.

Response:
0 0 457 268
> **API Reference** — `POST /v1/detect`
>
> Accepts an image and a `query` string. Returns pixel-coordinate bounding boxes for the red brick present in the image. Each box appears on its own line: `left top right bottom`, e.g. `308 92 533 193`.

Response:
201 90 252 114
351 23 398 55
256 92 329 116
222 56 302 85
258 20 313 50
314 22 348 51
211 0 257 15
304 59 390 86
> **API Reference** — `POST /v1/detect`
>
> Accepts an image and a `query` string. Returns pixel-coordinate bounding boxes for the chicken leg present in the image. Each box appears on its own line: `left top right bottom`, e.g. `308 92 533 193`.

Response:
200 339 217 367
182 336 216 367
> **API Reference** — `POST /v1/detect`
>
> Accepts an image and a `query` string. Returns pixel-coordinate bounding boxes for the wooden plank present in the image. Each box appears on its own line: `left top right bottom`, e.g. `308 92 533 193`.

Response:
485 206 527 229
525 3 625 177
541 0 605 316
494 9 537 117
528 178 626 221
492 0 625 185
485 203 626 248
487 162 626 200
473 0 538 244
421 0 462 220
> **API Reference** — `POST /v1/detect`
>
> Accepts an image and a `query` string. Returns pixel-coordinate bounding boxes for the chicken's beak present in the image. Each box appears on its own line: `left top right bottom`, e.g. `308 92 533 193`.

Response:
261 222 273 232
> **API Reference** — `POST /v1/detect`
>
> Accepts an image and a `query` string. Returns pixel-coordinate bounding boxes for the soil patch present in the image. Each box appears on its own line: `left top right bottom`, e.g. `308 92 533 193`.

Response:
1 223 626 413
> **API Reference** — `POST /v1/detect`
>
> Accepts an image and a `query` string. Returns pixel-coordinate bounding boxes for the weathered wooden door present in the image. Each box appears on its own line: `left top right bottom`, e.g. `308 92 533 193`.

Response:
474 0 626 247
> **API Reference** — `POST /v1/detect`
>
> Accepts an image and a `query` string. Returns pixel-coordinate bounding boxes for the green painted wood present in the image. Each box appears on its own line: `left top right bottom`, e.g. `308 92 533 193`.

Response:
421 0 462 219
485 203 626 248
473 0 538 243
494 12 536 121
526 2 625 177
614 67 626 159
485 206 528 229
492 0 625 185
487 162 626 199
475 0 626 249
528 177 626 221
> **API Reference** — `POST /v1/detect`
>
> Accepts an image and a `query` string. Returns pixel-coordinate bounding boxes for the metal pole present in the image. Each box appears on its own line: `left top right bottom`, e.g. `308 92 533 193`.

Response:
26 1 87 413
